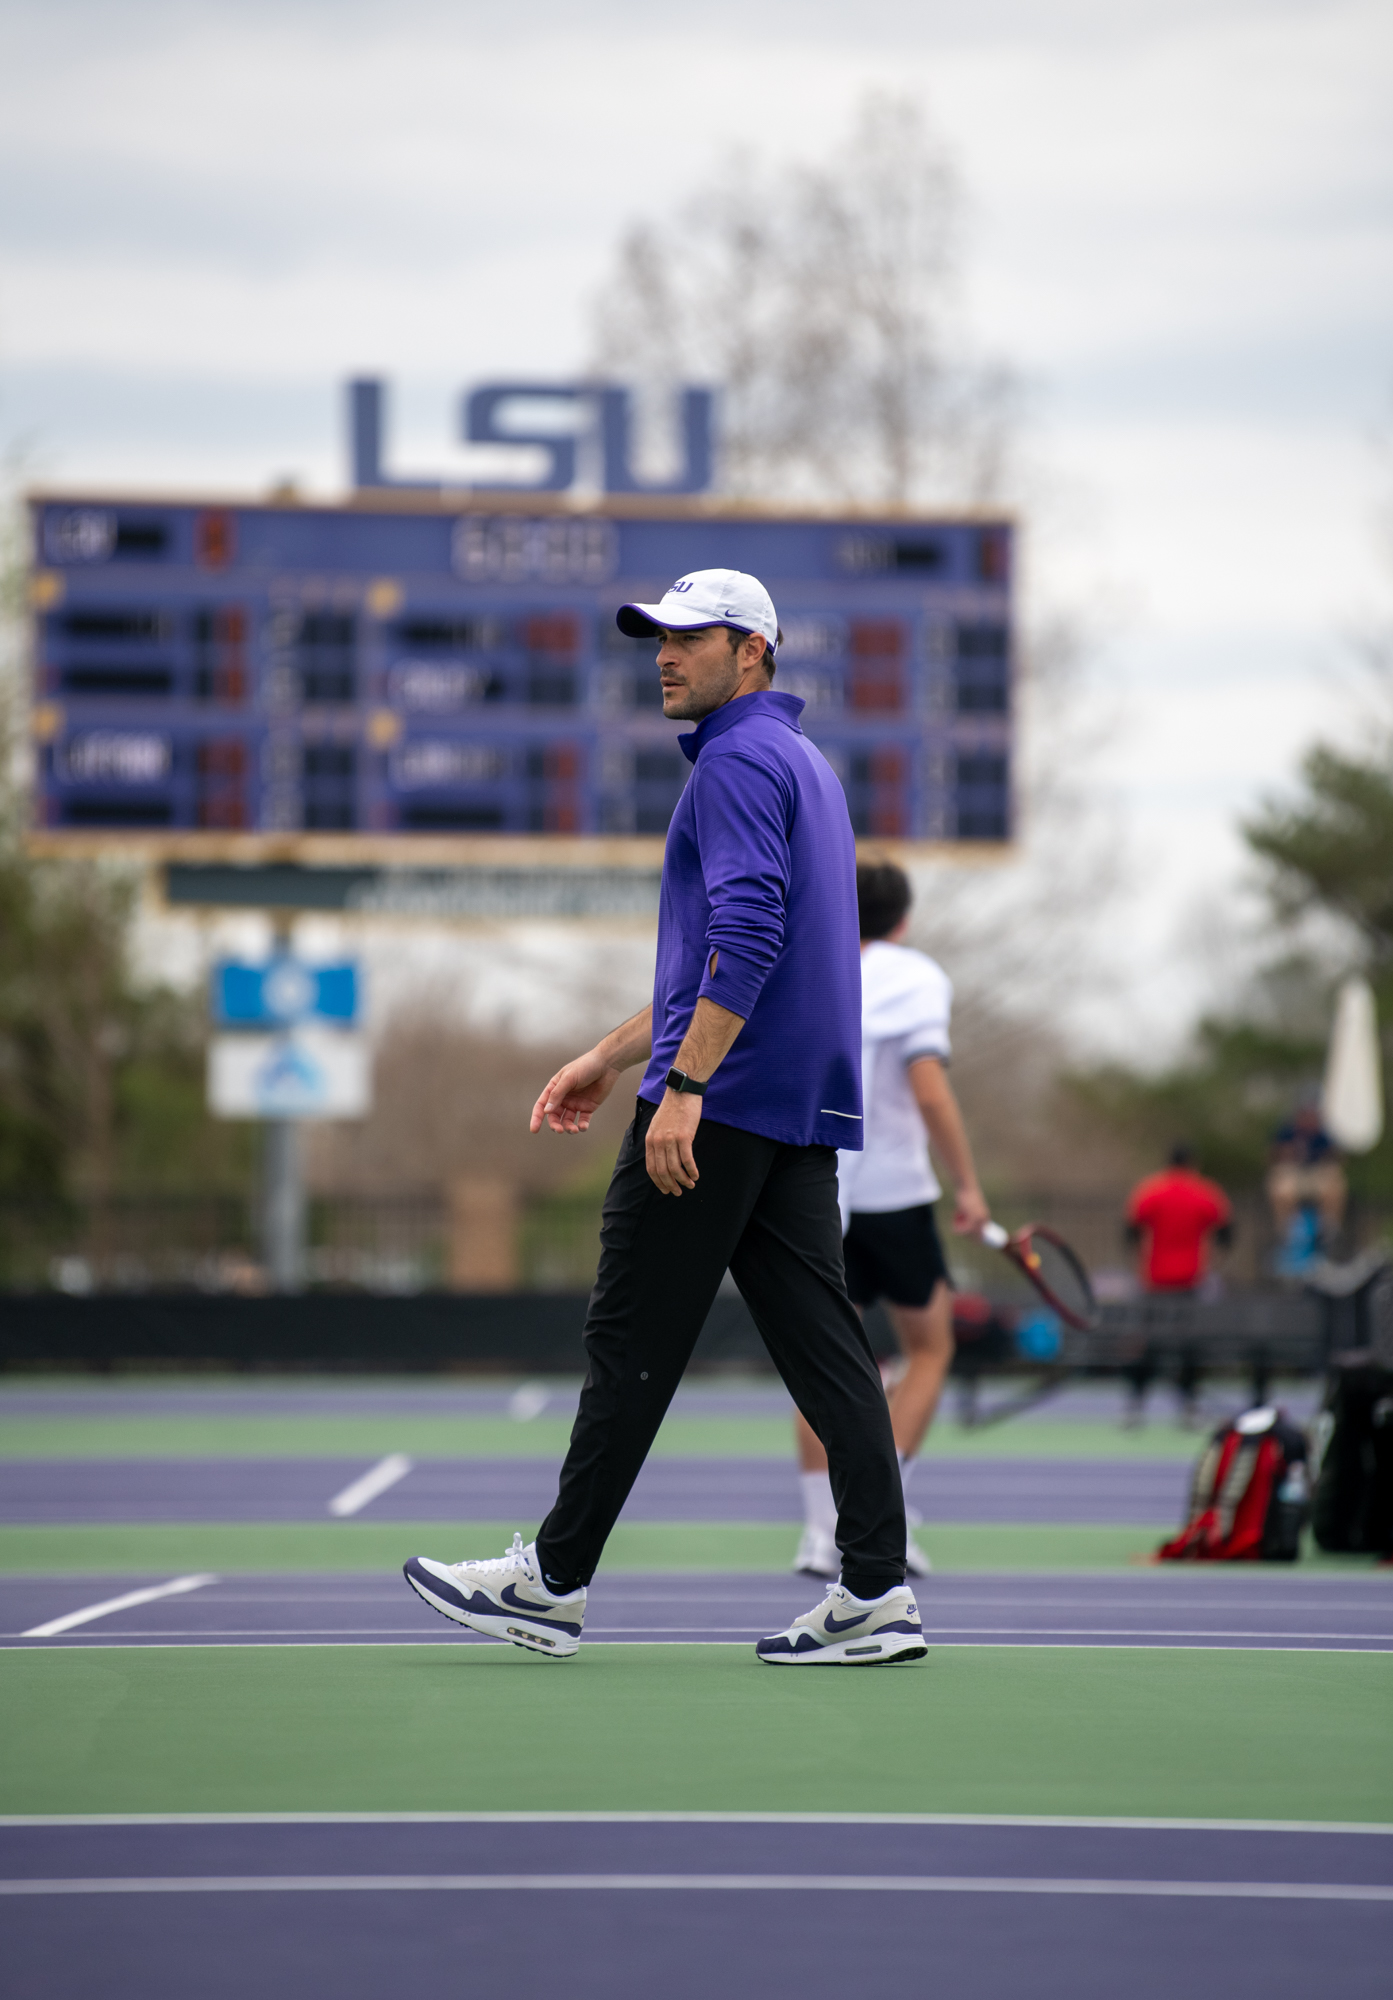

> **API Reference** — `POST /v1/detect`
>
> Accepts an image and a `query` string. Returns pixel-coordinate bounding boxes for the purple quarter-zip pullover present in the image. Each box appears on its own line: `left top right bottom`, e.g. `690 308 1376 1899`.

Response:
636 689 864 1150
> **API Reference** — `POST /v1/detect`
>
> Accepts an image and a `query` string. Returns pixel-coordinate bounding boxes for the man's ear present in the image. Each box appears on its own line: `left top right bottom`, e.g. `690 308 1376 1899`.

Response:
745 632 773 679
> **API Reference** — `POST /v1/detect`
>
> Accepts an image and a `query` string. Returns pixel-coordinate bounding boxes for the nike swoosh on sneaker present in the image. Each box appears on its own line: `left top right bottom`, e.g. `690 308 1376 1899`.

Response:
500 1582 571 1618
823 1609 872 1634
467 1584 581 1636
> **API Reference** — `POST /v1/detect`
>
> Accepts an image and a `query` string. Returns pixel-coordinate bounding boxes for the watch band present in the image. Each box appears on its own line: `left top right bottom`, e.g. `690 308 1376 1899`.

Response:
664 1067 708 1097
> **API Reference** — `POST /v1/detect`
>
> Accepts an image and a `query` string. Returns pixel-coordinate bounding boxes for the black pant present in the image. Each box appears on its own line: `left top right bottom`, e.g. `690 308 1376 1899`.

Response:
535 1098 906 1600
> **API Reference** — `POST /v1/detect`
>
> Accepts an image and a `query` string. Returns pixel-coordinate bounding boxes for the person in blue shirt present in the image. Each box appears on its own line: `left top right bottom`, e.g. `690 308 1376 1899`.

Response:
404 568 923 1667
1268 1098 1347 1247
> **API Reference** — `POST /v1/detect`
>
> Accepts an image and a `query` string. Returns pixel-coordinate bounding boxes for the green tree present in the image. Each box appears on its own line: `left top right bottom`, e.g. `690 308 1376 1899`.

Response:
1244 743 1393 963
1070 964 1330 1194
1070 726 1393 1206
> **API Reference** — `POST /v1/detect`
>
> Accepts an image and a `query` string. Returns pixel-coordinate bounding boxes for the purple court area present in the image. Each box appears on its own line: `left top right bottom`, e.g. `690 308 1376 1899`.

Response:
5 1570 1391 1651
0 1454 1194 1524
0 1818 1388 2000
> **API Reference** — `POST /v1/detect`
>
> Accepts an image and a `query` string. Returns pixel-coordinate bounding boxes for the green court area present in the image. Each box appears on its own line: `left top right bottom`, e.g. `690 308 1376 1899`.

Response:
2 1644 1388 1823
4 1377 1384 1846
0 1410 1203 1462
0 1521 1180 1574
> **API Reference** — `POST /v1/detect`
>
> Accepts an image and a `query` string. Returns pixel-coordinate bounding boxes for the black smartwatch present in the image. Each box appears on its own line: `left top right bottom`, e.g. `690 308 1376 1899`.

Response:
664 1067 708 1097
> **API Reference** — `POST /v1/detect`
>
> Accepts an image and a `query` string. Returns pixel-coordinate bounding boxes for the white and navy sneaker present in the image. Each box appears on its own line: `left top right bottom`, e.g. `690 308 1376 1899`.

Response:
793 1525 840 1578
404 1533 585 1657
756 1581 927 1665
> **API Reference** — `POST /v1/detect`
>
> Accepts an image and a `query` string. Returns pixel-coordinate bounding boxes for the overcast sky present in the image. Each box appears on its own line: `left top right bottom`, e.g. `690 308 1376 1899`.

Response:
2 0 1390 1047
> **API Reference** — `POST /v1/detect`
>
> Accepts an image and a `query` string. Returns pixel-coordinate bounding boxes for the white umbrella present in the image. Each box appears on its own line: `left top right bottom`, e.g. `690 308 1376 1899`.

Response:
1322 975 1384 1153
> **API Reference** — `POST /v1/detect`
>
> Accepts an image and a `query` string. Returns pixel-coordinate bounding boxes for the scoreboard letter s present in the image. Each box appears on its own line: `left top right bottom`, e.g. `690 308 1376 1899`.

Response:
462 384 585 492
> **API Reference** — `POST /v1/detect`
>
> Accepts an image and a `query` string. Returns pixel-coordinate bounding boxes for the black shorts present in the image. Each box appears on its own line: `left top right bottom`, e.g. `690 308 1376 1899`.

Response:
842 1203 950 1310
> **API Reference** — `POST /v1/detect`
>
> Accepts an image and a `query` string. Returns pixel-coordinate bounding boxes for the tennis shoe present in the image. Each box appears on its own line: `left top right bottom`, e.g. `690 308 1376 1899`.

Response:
756 1581 927 1665
793 1525 840 1577
404 1532 585 1657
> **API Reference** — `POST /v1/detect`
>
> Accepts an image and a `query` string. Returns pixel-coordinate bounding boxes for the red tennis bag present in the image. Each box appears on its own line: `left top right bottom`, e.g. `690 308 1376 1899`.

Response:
1158 1408 1309 1562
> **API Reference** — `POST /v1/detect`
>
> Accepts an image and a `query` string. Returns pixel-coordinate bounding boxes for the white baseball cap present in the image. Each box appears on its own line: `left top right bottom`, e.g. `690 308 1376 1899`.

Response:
616 568 779 656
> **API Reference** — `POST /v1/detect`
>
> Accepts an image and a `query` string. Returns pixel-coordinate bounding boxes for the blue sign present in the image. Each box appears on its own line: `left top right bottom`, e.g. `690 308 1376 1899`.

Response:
214 958 358 1028
31 482 1012 846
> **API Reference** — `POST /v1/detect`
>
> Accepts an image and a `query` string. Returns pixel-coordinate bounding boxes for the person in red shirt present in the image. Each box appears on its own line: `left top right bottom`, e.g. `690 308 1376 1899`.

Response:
1122 1146 1234 1426
1127 1146 1233 1291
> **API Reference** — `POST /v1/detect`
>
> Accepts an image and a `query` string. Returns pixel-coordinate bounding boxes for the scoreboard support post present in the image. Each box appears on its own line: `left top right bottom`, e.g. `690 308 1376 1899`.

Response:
262 1118 304 1294
259 911 303 1294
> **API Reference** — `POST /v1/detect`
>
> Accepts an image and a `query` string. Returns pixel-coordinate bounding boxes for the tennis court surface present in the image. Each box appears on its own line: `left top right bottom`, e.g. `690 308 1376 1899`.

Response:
3 1376 1389 1999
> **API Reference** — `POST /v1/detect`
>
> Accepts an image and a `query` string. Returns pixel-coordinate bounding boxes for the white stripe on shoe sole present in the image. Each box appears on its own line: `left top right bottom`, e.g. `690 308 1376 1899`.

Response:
0 1875 1389 1901
21 1575 217 1638
327 1454 412 1517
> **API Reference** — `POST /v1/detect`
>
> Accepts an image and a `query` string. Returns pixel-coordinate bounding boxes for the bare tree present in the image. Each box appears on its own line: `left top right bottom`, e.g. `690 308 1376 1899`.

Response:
303 1011 631 1203
591 92 1016 509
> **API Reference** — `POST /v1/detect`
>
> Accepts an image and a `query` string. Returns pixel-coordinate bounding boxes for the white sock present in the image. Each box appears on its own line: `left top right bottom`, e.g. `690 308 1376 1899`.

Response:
800 1471 837 1534
899 1454 916 1501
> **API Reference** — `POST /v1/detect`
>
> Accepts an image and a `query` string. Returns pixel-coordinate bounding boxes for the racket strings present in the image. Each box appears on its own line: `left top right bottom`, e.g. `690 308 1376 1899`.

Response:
1025 1234 1094 1322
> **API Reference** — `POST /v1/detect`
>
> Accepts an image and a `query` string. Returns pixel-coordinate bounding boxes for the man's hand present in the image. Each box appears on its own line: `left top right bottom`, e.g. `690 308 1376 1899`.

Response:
530 1004 654 1136
646 1088 703 1195
951 1184 992 1237
530 1049 621 1135
642 996 745 1193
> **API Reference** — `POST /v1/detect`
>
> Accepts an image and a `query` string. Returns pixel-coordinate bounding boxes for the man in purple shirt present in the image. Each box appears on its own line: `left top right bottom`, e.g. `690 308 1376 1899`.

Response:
405 569 923 1668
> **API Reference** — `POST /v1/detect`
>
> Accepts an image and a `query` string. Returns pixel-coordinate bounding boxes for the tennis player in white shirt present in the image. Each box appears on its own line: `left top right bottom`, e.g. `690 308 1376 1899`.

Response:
794 860 991 1577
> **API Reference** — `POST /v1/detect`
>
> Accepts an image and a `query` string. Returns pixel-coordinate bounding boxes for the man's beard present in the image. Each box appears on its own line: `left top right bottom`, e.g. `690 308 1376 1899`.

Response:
661 673 738 721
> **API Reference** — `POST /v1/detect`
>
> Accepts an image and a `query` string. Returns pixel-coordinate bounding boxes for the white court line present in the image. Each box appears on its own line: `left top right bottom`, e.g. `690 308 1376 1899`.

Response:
579 1625 1393 1643
21 1576 217 1639
11 1623 1373 1643
1 1873 1390 1901
8 1638 1392 1655
327 1454 413 1518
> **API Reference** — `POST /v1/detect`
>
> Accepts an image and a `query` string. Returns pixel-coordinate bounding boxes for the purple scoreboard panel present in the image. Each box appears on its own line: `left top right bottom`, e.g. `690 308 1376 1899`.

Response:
28 496 1012 845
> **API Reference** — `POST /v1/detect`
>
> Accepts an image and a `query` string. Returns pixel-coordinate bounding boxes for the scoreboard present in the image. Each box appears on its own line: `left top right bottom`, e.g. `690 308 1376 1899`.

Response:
27 495 1013 849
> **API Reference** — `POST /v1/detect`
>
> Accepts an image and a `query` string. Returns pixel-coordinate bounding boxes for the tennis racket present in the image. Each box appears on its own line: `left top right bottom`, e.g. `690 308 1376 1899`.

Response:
980 1220 1099 1331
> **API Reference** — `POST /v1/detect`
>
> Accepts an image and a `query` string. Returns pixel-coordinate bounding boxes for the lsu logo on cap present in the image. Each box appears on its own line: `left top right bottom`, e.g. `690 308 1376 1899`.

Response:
670 578 694 593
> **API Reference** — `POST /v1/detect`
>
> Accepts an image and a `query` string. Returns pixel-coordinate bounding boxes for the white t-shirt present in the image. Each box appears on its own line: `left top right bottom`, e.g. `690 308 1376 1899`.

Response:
836 941 952 1229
